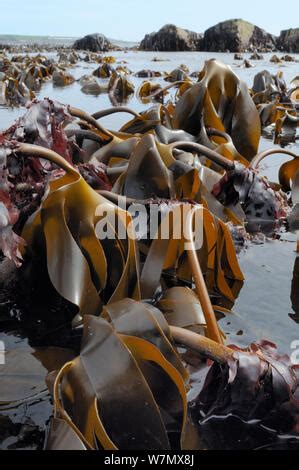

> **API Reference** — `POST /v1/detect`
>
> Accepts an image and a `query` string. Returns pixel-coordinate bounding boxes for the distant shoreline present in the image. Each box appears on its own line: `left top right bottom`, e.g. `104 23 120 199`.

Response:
0 18 298 53
0 34 139 49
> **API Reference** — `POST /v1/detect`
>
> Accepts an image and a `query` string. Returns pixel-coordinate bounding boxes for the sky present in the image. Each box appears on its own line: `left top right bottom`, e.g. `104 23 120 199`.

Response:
0 0 298 41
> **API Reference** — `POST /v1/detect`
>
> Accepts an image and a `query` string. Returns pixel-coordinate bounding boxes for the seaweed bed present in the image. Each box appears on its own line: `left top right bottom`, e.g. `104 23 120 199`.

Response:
0 49 299 450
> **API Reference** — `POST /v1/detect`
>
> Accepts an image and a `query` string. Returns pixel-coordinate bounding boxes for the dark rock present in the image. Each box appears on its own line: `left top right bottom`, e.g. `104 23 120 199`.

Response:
249 52 264 60
80 77 106 95
270 54 282 63
241 59 253 68
203 19 276 52
135 70 158 78
281 54 295 62
164 68 189 82
151 56 170 62
234 53 243 60
278 28 299 52
140 24 203 51
73 33 112 52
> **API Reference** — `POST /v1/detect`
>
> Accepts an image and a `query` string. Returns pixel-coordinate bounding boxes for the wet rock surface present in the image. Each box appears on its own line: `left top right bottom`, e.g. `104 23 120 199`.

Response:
73 33 112 52
278 28 299 53
203 19 276 52
140 24 203 51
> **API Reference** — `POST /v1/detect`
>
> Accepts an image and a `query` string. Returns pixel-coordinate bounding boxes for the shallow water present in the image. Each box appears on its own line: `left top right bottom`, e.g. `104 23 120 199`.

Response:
0 50 298 449
1 50 299 129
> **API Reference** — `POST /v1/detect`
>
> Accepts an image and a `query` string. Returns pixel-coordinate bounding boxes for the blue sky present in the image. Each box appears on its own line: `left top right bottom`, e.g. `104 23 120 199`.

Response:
0 0 298 40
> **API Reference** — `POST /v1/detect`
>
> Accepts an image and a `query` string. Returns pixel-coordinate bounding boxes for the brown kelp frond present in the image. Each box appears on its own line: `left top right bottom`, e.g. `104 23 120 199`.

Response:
250 148 299 193
15 143 77 175
92 106 140 120
20 152 140 318
45 309 299 450
0 54 70 106
251 70 299 147
68 106 114 139
119 104 171 134
169 326 233 364
0 99 117 267
169 141 235 170
46 312 187 450
172 59 261 160
108 72 135 105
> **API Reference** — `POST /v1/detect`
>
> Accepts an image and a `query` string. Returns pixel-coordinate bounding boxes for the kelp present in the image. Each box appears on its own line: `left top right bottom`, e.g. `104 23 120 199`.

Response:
0 99 121 266
164 68 190 83
0 76 35 106
192 341 299 449
108 72 135 105
18 144 140 318
252 70 287 104
0 96 291 308
172 59 261 160
93 63 115 78
274 110 299 146
46 309 188 450
101 56 116 64
58 51 78 65
46 298 236 450
0 54 72 106
45 313 299 450
250 148 299 193
137 81 164 103
0 56 298 450
15 143 242 324
157 287 206 332
251 70 299 148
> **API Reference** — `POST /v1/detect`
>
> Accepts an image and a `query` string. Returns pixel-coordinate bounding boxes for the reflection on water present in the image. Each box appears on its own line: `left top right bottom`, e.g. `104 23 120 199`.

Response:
1 50 299 130
234 235 298 352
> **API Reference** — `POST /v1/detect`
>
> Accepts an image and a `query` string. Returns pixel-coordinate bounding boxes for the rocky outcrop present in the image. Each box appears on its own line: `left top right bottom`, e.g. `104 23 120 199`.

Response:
139 24 203 51
278 28 299 52
234 53 243 60
281 54 295 61
203 19 276 52
249 52 264 60
73 34 112 52
270 54 282 63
